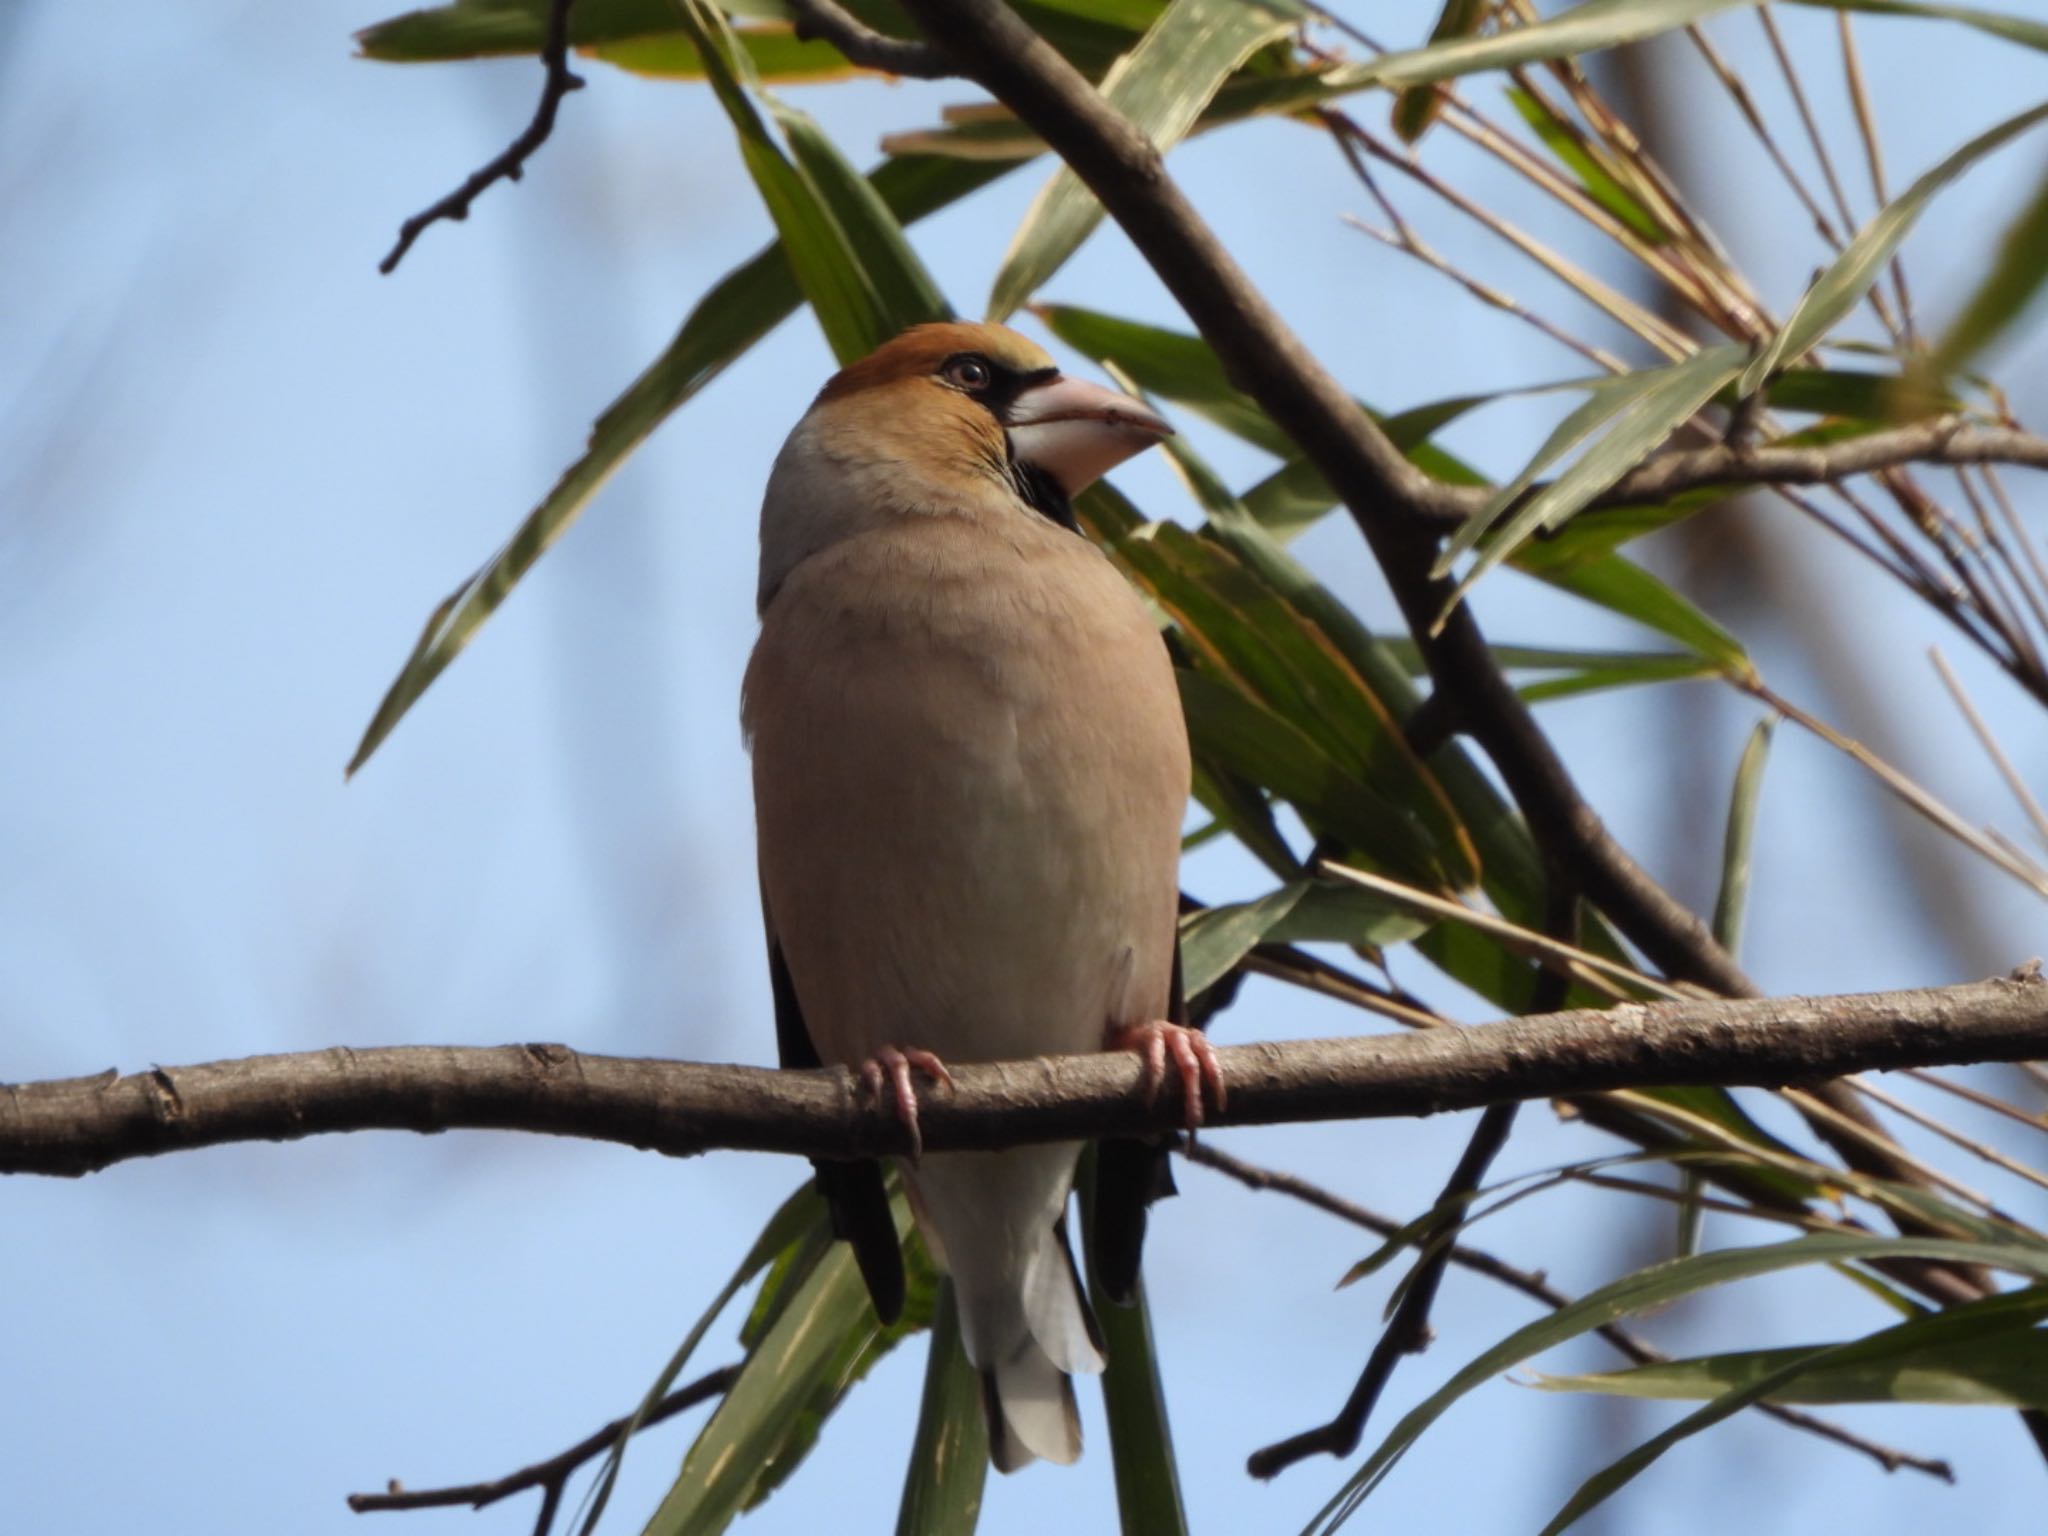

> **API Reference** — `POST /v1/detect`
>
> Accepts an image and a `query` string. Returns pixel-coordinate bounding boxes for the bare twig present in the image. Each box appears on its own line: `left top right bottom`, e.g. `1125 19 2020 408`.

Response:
348 1365 739 1535
378 0 585 274
7 980 2048 1176
785 0 952 79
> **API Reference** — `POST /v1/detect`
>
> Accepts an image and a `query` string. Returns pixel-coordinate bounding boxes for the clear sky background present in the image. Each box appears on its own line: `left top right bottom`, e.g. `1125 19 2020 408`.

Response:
5 3 2047 1533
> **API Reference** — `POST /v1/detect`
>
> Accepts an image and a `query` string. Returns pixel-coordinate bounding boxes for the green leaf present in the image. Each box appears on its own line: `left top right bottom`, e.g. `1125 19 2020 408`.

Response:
1810 0 2048 50
1506 88 1666 242
1711 719 1773 956
1517 651 1720 702
589 23 863 82
1535 1288 2048 1406
1534 1287 2048 1534
1179 882 1309 996
575 1181 825 1536
987 0 1298 319
347 113 1007 777
1928 157 2048 377
1392 0 1488 142
1741 99 2048 396
647 1191 935 1535
1180 882 1427 995
1750 367 1959 419
894 1282 988 1536
1308 1234 2048 1535
1435 347 1747 614
1520 548 1749 674
1081 1149 1190 1536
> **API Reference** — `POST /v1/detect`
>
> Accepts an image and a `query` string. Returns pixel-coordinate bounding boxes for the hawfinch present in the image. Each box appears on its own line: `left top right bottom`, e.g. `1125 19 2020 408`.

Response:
742 322 1222 1471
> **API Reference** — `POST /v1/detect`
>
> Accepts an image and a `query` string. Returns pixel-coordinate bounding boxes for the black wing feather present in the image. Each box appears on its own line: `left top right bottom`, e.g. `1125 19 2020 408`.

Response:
766 919 905 1325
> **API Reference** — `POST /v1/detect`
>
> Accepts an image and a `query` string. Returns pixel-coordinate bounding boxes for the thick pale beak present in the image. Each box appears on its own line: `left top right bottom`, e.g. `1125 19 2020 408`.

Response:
1006 375 1173 494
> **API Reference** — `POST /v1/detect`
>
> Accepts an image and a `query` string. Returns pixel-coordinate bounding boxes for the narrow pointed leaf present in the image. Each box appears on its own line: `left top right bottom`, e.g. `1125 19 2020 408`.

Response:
1534 1290 2048 1406
1308 1235 2048 1535
1711 720 1773 956
987 0 1297 319
1393 0 1489 141
1535 1287 2048 1534
1179 881 1309 996
1435 347 1746 612
894 1283 988 1536
1927 157 2048 377
1081 1150 1190 1536
574 1182 826 1536
1741 99 2048 396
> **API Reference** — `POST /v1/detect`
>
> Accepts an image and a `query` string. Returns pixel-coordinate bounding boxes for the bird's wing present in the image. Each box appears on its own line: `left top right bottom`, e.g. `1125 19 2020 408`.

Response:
765 898 905 1325
1086 927 1188 1307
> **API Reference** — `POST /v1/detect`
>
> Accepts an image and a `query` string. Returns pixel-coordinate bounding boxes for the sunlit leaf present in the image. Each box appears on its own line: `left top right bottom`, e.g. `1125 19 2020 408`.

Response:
1741 99 2048 396
894 1284 988 1536
575 1182 825 1536
1393 0 1488 142
987 0 1299 319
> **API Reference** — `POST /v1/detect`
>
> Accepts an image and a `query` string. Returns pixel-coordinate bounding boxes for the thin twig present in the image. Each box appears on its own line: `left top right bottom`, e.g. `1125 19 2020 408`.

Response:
379 0 585 274
1929 646 2048 850
785 0 952 78
348 1365 739 1533
1848 1076 2048 1196
1905 1067 2048 1135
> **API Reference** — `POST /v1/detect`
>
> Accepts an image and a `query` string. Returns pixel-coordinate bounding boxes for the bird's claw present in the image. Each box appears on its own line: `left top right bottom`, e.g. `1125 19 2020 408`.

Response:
1106 1020 1226 1135
858 1044 955 1161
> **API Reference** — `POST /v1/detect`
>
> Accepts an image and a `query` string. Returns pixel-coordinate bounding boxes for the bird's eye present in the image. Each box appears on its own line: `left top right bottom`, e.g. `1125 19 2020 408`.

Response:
943 355 993 392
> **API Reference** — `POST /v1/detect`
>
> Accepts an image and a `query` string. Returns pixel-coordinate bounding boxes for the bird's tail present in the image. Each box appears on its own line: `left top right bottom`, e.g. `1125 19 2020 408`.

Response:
910 1146 1105 1470
975 1216 1104 1471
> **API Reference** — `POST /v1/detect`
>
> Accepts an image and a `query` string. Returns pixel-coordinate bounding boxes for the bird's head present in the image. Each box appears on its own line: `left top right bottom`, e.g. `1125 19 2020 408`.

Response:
758 322 1172 608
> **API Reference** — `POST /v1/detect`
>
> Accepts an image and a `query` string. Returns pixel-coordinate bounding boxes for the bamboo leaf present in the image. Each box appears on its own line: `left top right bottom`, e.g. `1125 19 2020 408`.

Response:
1434 347 1747 614
1307 1235 2048 1535
1179 882 1309 996
1081 1150 1190 1536
1535 1288 2048 1534
1506 87 1667 242
1392 0 1488 142
1711 719 1773 956
987 0 1298 319
1927 156 2048 377
574 1182 825 1536
894 1283 988 1536
1741 99 2048 396
1534 1289 2048 1406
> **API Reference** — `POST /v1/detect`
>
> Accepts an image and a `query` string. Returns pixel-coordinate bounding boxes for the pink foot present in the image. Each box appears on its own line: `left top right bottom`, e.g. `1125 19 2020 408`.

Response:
1106 1020 1226 1133
858 1045 955 1160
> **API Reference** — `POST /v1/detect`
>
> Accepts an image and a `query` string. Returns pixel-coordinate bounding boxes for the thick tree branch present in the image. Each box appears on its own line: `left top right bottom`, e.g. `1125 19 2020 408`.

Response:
5 978 2043 1178
378 0 584 273
785 0 953 78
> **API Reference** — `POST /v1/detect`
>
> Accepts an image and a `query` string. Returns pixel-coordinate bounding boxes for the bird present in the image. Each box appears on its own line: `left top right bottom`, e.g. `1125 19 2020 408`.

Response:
741 321 1223 1471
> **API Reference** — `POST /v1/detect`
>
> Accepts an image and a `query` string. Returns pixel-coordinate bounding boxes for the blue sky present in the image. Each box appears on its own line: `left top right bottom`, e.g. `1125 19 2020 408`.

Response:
5 3 2048 1532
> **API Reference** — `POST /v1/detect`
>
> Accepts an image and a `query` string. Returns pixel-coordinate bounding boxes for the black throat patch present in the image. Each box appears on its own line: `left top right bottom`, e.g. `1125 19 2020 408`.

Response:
1007 452 1080 533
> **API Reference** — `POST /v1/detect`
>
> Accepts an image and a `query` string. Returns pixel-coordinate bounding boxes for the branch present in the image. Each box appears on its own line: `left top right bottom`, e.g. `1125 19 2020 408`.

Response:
1412 419 2048 528
5 978 2044 1177
785 0 953 78
348 1364 738 1534
378 0 585 274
